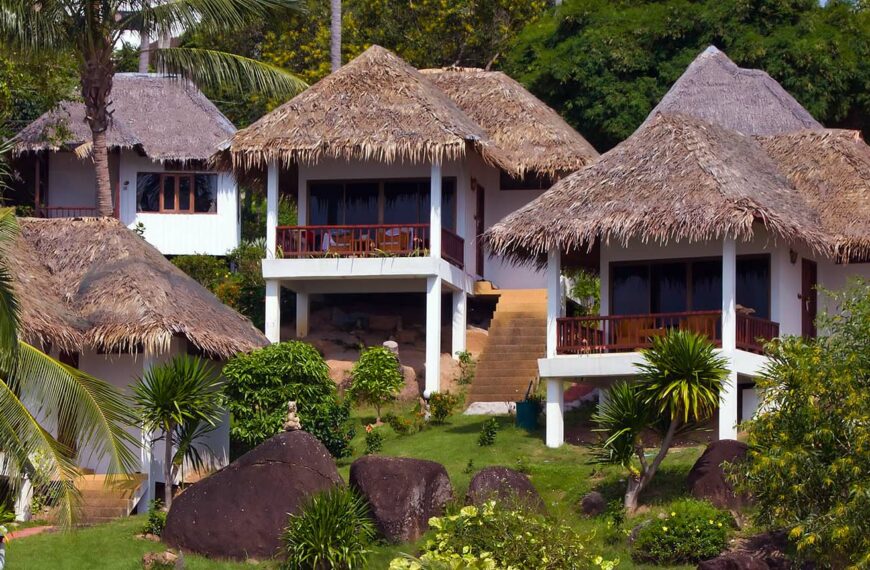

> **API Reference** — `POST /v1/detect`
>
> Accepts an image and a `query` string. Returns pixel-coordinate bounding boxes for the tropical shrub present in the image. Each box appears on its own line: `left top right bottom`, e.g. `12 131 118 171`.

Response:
429 391 461 424
348 346 404 424
223 342 354 456
364 425 384 455
632 499 732 565
389 501 612 570
593 331 729 511
477 417 498 447
456 350 476 385
304 398 355 459
383 412 413 435
171 255 228 290
734 280 870 567
281 486 376 570
142 500 168 536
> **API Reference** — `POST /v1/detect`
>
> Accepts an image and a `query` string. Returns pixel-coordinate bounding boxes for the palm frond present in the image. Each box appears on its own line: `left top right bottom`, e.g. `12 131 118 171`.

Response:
173 418 216 474
591 381 652 468
0 207 20 362
0 0 71 52
130 0 300 39
156 47 307 99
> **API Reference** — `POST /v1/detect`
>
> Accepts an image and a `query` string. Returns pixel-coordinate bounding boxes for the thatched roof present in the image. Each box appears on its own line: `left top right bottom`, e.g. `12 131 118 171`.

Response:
15 74 235 163
644 46 822 136
759 129 870 260
485 112 832 264
228 46 521 174
420 67 598 177
12 217 266 358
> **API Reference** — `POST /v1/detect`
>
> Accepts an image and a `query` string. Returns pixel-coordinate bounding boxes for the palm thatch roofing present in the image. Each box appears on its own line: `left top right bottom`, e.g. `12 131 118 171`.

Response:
227 45 593 177
12 217 266 358
419 67 599 177
15 74 236 163
645 46 822 136
487 46 869 265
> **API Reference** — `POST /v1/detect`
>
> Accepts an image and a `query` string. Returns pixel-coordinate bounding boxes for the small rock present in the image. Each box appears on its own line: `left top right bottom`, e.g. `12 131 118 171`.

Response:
579 491 606 517
629 520 652 544
465 467 545 512
142 550 178 570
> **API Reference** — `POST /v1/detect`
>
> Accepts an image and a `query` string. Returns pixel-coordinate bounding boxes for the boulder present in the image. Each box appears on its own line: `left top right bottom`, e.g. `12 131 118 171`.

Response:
349 456 453 543
698 552 769 570
465 467 545 512
163 431 342 560
579 491 607 517
687 439 749 510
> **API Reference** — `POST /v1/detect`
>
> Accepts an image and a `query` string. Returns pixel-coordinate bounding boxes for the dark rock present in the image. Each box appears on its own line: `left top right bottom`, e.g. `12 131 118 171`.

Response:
698 552 769 570
739 532 795 570
687 439 749 510
163 431 342 560
349 455 453 543
579 491 606 517
465 467 545 512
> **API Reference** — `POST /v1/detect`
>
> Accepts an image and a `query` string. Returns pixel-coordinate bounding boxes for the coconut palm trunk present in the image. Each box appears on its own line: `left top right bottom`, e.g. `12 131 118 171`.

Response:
80 44 115 217
164 420 176 507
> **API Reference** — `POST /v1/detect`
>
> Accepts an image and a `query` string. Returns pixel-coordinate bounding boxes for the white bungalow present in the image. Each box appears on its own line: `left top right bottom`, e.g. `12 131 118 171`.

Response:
486 47 870 447
14 73 240 256
223 46 599 398
11 217 267 521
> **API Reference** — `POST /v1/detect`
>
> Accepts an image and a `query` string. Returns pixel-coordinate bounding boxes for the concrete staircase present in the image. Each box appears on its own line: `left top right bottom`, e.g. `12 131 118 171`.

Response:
74 473 148 524
469 289 547 403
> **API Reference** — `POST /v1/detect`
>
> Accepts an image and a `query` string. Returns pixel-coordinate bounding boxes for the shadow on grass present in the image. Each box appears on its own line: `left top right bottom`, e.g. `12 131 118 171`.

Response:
592 464 692 507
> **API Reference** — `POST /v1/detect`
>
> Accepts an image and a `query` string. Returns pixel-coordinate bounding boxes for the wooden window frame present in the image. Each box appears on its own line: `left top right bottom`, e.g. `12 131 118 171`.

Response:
139 172 218 215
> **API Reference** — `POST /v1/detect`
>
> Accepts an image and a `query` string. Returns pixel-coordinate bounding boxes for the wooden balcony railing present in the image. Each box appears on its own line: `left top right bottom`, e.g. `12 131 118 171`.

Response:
441 228 464 269
556 311 778 355
36 206 101 218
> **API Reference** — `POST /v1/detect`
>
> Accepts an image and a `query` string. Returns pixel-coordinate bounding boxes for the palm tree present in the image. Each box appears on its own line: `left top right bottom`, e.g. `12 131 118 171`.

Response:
0 1 305 217
0 206 138 525
593 330 729 512
133 355 223 509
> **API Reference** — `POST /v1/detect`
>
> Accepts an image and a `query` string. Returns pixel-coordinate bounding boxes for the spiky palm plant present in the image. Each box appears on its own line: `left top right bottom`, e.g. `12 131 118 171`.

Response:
0 206 138 525
0 1 306 216
132 355 222 508
593 330 729 512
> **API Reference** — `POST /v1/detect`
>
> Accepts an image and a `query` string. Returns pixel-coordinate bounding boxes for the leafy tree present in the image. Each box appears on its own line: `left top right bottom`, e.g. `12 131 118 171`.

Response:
0 207 137 525
504 0 870 150
348 346 404 424
0 0 305 216
133 355 223 508
593 330 729 511
734 279 870 567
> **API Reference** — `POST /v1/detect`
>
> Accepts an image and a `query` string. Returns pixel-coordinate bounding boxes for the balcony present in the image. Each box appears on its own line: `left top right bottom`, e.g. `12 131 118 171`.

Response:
35 206 101 218
276 224 464 269
556 311 779 356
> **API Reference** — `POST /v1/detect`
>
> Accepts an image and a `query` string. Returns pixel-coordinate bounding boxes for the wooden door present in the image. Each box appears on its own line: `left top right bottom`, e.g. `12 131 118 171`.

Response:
801 259 818 338
474 180 485 277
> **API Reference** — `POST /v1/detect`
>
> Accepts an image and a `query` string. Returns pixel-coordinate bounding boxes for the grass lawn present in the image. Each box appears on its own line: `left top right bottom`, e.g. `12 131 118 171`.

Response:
7 405 705 569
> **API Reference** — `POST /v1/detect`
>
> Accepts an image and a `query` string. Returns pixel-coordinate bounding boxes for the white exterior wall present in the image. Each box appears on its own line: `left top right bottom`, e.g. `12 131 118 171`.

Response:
118 152 239 256
46 152 97 208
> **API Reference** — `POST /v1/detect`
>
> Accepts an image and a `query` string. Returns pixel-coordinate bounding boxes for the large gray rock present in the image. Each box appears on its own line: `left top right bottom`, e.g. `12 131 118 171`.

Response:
163 431 342 560
349 455 453 543
580 491 607 517
465 467 544 512
687 439 750 511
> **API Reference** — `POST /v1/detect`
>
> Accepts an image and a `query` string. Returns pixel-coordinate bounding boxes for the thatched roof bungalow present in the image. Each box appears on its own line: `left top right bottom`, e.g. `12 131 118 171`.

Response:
13 217 266 358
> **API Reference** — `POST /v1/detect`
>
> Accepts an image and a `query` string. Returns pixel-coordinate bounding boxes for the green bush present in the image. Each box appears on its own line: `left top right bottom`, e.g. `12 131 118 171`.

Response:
383 412 413 435
223 342 354 457
364 425 384 455
631 499 731 565
281 486 376 570
456 350 476 385
142 500 167 536
429 391 461 424
348 346 404 423
389 501 613 570
171 255 228 290
477 417 498 447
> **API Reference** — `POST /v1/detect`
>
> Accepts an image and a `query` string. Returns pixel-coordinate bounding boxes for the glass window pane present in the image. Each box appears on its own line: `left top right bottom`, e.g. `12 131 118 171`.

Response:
178 176 191 211
384 181 422 224
344 182 379 224
194 174 217 213
737 257 770 319
691 260 722 310
442 178 456 231
136 173 160 212
611 264 650 315
651 262 687 313
163 176 176 211
309 183 343 225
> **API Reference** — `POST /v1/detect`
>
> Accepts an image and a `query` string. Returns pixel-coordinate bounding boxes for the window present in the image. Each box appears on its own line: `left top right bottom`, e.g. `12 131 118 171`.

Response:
137 173 217 213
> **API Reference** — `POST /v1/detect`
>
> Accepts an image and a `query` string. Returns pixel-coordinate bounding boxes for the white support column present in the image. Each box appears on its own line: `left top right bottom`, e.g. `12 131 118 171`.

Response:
545 378 565 448
451 289 467 357
138 354 155 510
14 476 32 521
265 279 281 343
296 291 310 339
425 276 442 398
546 249 563 358
429 163 442 260
719 237 738 440
266 161 279 259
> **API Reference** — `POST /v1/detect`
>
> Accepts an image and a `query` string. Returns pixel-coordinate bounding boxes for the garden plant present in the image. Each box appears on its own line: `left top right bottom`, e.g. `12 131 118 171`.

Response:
348 346 404 425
